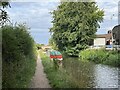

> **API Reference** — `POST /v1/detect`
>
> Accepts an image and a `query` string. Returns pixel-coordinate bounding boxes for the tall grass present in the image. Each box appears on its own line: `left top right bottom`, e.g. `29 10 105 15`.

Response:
39 50 79 88
79 49 120 67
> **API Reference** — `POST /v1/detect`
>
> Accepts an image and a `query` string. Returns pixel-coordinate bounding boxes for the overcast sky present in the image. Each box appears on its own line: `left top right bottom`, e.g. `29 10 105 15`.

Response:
6 0 119 45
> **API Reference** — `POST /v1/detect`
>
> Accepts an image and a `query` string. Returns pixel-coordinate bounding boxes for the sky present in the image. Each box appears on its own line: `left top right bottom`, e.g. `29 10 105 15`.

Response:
6 0 119 45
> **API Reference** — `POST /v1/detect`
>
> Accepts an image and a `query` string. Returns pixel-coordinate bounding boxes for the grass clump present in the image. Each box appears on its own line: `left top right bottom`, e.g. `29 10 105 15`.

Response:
39 50 79 88
79 49 120 67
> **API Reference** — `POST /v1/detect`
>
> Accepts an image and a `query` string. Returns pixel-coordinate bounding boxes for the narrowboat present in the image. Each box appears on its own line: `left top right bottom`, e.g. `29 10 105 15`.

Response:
50 50 63 60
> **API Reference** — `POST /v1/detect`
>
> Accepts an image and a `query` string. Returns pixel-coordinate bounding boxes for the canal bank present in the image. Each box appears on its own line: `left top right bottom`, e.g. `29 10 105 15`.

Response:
63 56 119 88
79 49 120 67
40 50 119 88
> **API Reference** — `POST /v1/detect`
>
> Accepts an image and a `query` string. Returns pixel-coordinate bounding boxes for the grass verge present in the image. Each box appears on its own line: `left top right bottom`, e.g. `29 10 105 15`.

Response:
39 50 79 88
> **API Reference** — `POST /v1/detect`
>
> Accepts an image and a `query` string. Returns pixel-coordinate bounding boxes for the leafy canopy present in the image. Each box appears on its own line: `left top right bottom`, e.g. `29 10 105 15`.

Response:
50 2 104 56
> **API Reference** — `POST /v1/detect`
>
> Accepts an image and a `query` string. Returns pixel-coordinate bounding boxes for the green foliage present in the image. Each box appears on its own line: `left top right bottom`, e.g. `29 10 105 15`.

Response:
0 1 10 8
49 38 58 50
36 43 42 49
50 2 104 56
0 1 11 26
39 50 78 88
79 49 120 67
2 24 37 88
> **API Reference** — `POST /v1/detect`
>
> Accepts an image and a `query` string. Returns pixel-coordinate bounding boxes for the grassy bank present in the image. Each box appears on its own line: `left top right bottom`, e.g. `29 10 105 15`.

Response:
39 50 79 88
79 49 120 67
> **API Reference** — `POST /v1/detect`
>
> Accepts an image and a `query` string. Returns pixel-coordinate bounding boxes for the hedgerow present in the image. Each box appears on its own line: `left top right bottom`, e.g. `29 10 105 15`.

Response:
2 24 37 88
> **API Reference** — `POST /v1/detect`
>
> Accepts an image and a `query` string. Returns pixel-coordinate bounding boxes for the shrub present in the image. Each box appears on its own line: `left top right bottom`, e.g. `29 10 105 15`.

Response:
104 53 120 67
2 24 37 88
79 49 120 67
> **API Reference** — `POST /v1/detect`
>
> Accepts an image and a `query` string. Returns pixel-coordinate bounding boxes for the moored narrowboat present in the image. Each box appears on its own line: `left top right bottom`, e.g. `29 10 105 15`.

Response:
50 50 63 60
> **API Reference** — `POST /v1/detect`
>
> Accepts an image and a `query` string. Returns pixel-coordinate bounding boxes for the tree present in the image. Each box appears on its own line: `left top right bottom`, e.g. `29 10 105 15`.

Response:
50 2 104 56
0 1 11 26
49 37 58 50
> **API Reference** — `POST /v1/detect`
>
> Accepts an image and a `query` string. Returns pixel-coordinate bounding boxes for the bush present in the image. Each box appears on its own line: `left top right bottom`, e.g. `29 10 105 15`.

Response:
104 53 120 67
79 49 120 67
2 24 37 88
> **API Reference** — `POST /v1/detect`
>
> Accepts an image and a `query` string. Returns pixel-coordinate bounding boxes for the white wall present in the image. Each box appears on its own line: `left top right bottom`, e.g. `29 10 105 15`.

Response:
94 38 106 46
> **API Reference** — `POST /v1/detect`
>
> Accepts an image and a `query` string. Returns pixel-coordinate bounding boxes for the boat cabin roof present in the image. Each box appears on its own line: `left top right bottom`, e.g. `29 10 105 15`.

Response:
50 50 62 55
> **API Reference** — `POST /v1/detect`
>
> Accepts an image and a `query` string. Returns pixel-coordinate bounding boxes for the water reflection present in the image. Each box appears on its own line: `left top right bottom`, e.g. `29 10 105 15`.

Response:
94 64 119 88
62 56 119 88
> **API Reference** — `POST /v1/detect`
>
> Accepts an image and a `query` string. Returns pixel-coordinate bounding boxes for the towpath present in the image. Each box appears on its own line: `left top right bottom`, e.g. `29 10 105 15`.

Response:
30 52 51 88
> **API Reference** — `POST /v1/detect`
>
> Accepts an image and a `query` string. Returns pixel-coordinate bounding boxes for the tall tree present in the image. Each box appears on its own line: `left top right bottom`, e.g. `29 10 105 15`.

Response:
50 2 104 56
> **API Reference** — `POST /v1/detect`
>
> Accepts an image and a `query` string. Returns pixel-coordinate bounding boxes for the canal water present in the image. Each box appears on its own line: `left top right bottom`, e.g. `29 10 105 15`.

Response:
62 56 119 88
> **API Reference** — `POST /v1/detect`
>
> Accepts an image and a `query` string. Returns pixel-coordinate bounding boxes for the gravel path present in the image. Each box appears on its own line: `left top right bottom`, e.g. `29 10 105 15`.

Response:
30 53 51 88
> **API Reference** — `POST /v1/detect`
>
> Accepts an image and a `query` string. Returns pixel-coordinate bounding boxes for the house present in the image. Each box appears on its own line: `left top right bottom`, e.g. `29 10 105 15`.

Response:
93 30 112 47
112 25 120 45
92 25 120 50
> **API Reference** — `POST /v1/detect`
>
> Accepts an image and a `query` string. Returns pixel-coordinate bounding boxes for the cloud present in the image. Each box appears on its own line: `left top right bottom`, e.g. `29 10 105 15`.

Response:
96 1 118 34
97 2 118 20
7 2 59 30
6 2 60 44
10 0 120 3
11 0 60 2
96 0 119 3
6 1 118 44
8 1 118 31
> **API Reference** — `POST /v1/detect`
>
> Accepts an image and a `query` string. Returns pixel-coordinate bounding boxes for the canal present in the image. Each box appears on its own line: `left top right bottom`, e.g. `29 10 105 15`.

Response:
62 56 119 88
